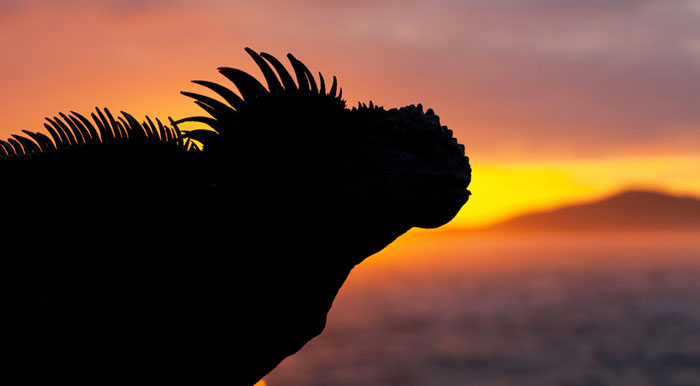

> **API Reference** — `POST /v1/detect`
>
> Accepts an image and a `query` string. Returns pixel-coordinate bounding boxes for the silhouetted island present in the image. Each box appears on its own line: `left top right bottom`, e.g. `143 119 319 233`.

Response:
0 48 470 384
480 190 700 233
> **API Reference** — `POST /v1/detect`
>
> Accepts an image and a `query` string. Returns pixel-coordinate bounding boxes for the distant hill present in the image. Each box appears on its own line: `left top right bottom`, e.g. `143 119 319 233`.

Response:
479 190 700 233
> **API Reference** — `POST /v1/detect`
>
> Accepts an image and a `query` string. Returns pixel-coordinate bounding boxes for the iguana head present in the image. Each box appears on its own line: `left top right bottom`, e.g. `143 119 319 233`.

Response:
178 48 471 258
342 101 471 230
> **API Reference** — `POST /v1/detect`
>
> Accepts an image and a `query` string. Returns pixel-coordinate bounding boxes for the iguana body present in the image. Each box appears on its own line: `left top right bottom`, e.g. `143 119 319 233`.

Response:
0 49 470 384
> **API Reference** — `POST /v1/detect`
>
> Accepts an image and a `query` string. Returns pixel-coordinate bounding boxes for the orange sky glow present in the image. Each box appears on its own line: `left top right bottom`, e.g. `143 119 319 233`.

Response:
1 0 699 228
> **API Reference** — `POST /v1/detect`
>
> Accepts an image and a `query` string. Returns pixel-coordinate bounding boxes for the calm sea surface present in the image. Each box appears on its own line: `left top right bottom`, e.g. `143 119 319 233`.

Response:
264 231 700 386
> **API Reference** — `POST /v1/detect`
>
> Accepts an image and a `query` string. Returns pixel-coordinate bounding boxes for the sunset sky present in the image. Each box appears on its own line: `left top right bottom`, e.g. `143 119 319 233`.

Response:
2 0 699 227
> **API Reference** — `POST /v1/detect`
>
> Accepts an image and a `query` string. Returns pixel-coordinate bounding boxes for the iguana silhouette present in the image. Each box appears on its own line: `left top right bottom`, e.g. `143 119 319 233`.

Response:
0 48 470 385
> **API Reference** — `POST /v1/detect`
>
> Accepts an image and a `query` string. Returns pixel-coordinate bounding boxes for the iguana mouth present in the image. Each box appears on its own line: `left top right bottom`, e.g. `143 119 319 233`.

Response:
416 171 470 189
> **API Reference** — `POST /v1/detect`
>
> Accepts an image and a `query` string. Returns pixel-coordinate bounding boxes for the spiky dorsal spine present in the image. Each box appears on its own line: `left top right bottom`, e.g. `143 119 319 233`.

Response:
175 48 344 148
0 108 197 159
1 49 342 158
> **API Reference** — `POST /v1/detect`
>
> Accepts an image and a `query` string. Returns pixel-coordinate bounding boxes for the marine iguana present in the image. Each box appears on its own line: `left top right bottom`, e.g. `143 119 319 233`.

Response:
0 48 471 384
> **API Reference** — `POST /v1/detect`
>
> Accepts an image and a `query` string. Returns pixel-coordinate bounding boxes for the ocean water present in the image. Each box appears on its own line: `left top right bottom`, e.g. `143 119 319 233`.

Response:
264 231 700 386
